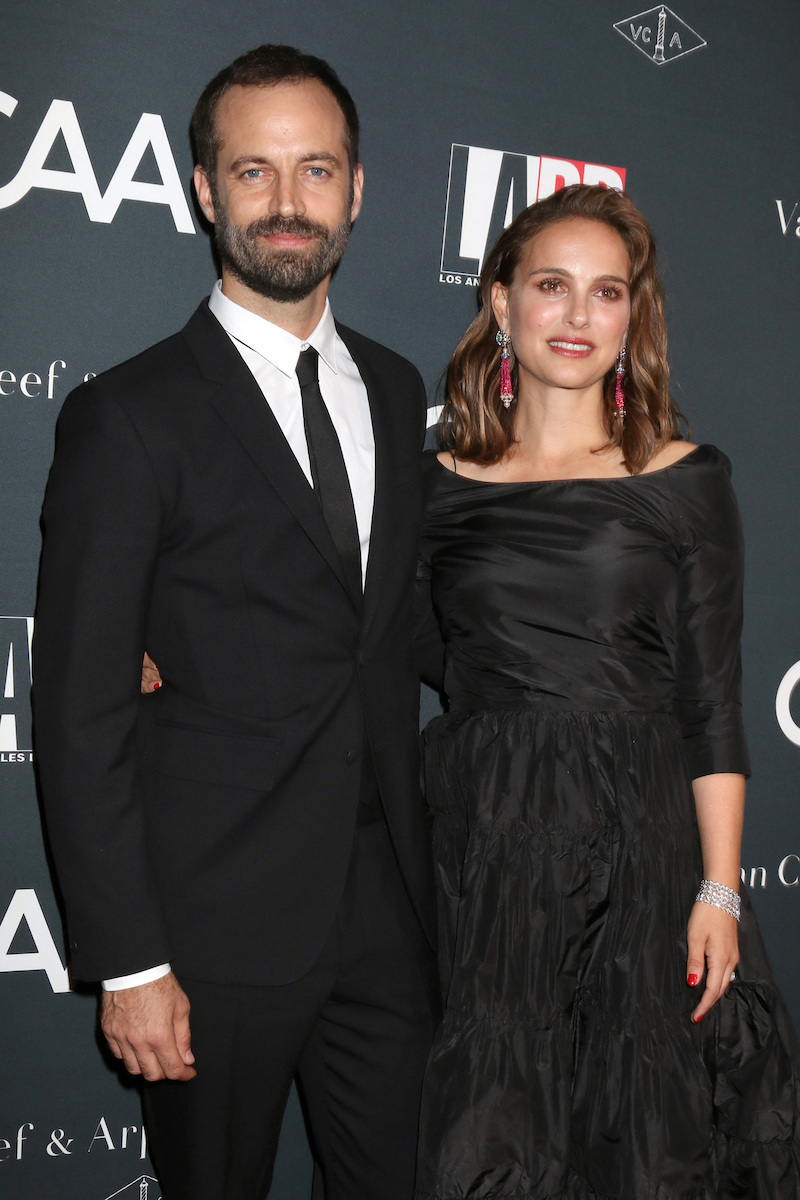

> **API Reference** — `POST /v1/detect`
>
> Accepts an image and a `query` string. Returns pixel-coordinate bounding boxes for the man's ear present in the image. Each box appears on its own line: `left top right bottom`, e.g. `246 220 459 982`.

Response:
350 164 364 224
194 165 216 224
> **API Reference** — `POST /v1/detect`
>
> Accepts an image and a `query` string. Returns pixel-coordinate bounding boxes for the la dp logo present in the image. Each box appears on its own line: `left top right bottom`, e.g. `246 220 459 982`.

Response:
440 144 626 281
0 617 33 755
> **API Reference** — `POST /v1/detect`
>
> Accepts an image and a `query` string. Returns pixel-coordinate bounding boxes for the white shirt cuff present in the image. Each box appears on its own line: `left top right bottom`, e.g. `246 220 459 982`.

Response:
101 963 171 991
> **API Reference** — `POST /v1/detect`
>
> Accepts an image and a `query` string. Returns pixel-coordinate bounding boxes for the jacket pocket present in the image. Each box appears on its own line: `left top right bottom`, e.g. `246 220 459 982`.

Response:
147 721 282 792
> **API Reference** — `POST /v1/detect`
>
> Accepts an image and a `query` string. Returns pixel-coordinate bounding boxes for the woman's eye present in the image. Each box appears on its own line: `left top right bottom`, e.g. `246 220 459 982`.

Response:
539 279 563 293
598 286 621 299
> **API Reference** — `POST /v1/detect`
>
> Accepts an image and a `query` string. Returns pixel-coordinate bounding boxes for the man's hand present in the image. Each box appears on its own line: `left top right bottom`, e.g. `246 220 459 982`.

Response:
101 972 196 1081
141 651 163 694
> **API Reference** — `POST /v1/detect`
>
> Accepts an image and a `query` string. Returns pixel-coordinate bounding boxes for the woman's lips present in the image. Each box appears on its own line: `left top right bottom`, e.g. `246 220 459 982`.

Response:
547 339 595 357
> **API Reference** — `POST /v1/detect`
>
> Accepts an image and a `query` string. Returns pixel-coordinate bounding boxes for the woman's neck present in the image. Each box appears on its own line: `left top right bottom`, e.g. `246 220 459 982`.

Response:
512 381 612 470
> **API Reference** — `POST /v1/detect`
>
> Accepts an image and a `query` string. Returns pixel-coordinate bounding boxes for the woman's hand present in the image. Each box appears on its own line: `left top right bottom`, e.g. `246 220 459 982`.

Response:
686 900 739 1024
141 651 163 694
688 772 745 1024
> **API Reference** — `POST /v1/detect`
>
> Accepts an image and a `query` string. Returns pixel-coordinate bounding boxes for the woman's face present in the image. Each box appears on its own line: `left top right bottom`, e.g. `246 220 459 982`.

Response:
492 216 632 398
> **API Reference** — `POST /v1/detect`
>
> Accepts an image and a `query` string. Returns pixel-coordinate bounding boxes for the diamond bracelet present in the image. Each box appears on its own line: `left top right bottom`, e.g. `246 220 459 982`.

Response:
695 879 741 922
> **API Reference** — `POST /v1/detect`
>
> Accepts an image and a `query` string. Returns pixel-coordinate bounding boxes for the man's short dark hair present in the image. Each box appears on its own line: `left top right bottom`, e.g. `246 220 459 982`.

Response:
191 44 360 190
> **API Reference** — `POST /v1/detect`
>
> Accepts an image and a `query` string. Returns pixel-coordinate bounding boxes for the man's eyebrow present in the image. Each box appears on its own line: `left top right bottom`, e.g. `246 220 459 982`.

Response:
299 152 342 166
227 152 343 170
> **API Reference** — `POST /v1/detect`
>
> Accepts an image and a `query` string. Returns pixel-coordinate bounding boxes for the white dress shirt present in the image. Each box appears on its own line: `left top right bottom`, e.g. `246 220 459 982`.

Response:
102 284 376 992
210 281 375 581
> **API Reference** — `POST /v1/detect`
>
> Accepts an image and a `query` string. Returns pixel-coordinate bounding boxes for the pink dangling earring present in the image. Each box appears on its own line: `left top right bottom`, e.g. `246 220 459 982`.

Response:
496 329 514 408
614 344 626 421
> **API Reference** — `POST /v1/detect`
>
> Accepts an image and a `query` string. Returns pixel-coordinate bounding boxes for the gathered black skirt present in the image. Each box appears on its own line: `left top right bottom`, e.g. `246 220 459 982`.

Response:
414 709 800 1200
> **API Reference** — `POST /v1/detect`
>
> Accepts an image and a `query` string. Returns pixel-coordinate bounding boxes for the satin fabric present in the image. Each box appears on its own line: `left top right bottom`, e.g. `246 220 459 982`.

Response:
415 446 800 1199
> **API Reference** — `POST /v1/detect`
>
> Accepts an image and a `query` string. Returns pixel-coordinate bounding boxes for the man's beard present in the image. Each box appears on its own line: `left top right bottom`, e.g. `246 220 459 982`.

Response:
213 203 352 303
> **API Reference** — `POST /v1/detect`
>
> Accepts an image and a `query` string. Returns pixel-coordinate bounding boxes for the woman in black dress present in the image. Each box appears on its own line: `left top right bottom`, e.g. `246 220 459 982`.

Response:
415 184 800 1199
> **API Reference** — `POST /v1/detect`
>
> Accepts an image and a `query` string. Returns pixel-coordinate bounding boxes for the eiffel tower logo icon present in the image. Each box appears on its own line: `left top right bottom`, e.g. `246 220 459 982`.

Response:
104 1176 161 1200
614 5 707 65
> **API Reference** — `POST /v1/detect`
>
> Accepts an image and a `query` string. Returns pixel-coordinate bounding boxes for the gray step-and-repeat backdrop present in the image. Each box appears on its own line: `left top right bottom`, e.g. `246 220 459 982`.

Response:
1 2 797 1197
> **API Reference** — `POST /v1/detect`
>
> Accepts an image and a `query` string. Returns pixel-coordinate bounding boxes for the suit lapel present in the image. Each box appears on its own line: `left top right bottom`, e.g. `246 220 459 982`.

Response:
181 302 356 606
337 324 395 637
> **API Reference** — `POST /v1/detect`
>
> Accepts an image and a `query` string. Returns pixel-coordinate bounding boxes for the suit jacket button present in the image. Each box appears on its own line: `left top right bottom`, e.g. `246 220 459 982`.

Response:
345 748 358 765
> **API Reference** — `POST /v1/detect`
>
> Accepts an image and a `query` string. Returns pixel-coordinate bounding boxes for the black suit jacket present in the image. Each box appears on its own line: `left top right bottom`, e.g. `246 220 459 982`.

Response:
34 301 436 985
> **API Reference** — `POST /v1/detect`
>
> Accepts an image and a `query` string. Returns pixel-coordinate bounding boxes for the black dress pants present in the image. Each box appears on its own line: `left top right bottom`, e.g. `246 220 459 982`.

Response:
142 820 439 1200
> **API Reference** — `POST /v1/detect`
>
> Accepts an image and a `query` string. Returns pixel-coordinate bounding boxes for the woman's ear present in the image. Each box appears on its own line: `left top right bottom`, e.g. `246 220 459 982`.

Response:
491 280 509 331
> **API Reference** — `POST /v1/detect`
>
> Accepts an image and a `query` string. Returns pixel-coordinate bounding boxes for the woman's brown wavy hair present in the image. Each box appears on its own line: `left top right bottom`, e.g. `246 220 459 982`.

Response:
440 184 685 474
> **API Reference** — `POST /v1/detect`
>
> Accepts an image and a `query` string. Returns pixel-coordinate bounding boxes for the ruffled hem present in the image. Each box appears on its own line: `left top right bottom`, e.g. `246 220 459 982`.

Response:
416 1136 800 1199
711 1128 800 1199
415 1186 708 1199
416 981 800 1199
414 1172 713 1198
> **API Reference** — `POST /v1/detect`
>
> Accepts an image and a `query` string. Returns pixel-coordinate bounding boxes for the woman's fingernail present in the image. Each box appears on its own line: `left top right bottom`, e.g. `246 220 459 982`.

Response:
692 1013 703 1024
687 974 699 987
153 682 161 691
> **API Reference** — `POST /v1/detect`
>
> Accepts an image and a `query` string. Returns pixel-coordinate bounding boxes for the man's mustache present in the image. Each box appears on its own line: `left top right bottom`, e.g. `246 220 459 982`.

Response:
246 215 329 242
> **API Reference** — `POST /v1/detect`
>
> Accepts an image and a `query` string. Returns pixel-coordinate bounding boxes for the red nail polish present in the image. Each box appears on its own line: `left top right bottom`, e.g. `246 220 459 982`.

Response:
153 682 161 691
692 1013 702 1024
687 974 699 987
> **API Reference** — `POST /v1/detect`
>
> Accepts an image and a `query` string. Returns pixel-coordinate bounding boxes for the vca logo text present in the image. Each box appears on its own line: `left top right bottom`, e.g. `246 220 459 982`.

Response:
440 144 626 283
613 6 706 66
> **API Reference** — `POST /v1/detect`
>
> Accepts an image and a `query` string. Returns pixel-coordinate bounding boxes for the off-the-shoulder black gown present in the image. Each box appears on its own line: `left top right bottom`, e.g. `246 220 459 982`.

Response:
415 445 800 1200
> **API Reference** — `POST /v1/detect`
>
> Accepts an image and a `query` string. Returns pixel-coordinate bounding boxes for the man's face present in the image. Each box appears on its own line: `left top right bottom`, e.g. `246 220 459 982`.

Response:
195 80 363 304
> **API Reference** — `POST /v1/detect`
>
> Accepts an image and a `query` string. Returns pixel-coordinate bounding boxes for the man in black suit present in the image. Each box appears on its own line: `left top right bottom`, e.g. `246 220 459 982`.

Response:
34 45 439 1200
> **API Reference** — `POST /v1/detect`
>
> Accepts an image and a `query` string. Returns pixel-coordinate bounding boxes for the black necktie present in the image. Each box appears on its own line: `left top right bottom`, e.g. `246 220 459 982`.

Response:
296 346 362 604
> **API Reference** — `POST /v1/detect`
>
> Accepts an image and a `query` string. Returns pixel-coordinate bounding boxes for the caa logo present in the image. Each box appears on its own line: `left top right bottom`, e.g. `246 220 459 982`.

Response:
0 617 33 759
440 144 626 283
0 888 69 993
0 90 194 233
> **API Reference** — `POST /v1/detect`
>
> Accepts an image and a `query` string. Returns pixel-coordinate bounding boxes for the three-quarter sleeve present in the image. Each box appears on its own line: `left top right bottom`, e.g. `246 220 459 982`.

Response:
669 448 751 779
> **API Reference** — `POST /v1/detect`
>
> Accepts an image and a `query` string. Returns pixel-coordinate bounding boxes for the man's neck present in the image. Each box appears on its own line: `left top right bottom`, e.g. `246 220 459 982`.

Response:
219 272 330 340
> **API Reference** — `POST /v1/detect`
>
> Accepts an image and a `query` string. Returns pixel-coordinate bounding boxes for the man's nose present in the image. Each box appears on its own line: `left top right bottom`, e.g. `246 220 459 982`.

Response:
271 171 304 217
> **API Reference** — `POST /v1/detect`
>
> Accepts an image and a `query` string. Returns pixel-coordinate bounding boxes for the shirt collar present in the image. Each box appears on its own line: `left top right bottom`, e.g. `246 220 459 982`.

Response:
208 280 339 378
